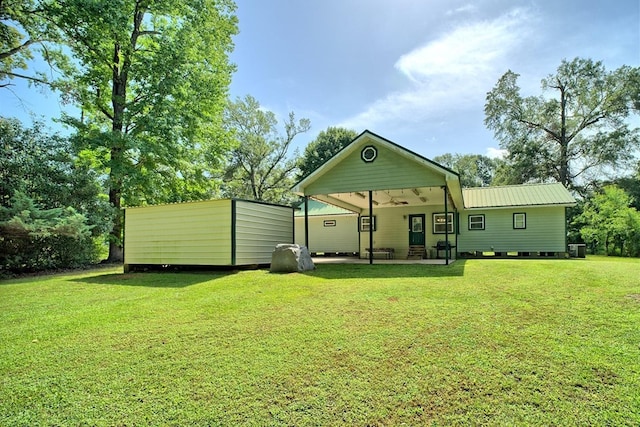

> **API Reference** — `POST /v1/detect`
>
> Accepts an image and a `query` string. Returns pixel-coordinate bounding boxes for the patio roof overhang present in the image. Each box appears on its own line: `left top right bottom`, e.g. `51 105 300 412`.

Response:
292 130 464 212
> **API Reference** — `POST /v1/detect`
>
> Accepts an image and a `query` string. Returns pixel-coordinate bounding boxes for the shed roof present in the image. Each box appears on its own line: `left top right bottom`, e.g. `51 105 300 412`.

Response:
462 183 576 209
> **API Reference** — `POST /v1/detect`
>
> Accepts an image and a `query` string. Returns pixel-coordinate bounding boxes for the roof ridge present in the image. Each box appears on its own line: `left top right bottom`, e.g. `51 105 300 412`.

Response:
463 182 562 191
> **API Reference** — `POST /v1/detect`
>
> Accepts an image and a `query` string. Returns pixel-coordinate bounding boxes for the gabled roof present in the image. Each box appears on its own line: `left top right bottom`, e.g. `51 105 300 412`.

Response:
292 130 465 210
462 183 576 209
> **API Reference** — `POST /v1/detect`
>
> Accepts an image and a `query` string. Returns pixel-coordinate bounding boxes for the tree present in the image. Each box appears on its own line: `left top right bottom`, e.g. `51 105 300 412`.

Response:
0 0 69 88
223 95 310 204
432 153 501 188
577 185 640 256
485 58 640 191
298 127 358 179
48 0 238 261
0 117 109 272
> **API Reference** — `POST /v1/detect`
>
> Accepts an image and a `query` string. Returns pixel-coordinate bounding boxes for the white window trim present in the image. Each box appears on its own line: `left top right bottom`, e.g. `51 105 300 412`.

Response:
468 214 485 230
513 213 526 229
433 212 454 234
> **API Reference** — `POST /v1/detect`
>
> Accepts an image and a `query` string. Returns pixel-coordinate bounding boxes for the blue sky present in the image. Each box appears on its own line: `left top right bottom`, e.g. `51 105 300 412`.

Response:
2 0 639 159
229 0 639 158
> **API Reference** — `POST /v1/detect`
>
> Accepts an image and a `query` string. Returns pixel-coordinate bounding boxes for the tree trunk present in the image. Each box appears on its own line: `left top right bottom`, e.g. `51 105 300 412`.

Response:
107 41 127 263
558 82 570 187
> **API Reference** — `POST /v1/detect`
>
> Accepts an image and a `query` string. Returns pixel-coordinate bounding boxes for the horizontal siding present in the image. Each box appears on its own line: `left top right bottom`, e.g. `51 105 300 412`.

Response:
358 205 457 259
306 143 446 194
124 200 232 265
234 201 293 265
458 207 567 252
294 215 359 252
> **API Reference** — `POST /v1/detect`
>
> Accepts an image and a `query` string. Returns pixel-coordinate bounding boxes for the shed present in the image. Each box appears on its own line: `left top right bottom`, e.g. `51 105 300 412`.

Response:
123 199 293 270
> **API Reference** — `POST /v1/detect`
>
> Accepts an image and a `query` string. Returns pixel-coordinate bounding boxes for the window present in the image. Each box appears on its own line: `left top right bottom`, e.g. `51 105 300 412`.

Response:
513 213 526 229
468 214 485 230
433 212 454 234
359 215 376 232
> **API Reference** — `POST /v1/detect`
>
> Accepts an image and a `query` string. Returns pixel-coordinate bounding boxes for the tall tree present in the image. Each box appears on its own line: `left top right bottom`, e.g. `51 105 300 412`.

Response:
432 153 501 188
297 126 358 179
223 95 310 204
485 58 640 191
49 0 238 261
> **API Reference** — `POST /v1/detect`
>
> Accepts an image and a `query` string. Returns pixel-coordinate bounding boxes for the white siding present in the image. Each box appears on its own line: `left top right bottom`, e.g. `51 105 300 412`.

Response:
124 200 232 265
294 215 359 253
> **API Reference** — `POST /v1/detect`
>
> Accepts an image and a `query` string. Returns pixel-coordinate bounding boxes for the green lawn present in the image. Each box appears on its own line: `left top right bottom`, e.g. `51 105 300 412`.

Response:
1 257 639 426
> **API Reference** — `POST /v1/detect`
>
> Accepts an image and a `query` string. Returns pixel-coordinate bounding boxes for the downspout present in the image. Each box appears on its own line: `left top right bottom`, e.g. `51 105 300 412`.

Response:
369 190 374 265
443 185 449 265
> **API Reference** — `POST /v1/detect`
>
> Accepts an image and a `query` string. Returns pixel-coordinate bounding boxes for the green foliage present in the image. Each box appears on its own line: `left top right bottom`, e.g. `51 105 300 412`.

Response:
0 117 109 272
432 153 501 188
297 126 358 179
1 258 640 424
223 95 311 204
485 58 640 190
48 0 238 260
0 192 100 272
576 185 640 256
0 117 112 234
0 0 70 87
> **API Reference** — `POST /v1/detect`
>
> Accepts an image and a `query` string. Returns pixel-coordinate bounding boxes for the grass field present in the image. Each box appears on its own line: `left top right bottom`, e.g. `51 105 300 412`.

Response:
1 257 639 426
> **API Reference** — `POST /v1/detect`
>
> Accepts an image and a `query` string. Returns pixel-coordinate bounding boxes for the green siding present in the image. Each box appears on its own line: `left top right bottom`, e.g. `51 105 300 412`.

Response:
235 201 293 264
305 143 446 195
294 215 359 253
124 200 232 265
458 206 567 253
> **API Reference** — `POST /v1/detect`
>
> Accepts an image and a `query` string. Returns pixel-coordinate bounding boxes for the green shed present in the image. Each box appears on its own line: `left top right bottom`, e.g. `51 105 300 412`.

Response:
123 199 293 270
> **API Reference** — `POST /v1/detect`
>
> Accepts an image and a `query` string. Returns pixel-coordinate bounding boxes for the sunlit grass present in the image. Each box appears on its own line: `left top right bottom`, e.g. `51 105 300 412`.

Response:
1 257 639 425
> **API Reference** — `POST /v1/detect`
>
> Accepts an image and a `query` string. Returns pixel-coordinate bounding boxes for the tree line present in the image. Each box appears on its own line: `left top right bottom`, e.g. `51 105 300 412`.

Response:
1 1 639 273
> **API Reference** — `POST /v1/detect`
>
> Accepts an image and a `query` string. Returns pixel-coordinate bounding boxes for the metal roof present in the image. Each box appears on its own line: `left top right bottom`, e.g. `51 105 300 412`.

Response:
462 183 576 209
295 199 356 216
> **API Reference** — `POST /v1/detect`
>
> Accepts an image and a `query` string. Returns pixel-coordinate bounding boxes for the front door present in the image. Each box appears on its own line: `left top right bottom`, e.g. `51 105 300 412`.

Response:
409 214 425 246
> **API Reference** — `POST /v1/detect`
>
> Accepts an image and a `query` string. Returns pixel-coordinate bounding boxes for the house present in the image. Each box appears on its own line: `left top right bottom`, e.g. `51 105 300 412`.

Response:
292 130 576 263
123 199 293 271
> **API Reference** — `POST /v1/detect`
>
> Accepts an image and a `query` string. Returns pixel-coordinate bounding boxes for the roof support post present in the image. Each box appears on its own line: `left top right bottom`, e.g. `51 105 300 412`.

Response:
443 185 449 266
369 190 374 265
304 196 309 250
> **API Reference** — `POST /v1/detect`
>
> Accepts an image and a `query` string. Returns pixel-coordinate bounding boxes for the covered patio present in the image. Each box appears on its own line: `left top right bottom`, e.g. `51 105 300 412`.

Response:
293 130 463 265
312 256 456 265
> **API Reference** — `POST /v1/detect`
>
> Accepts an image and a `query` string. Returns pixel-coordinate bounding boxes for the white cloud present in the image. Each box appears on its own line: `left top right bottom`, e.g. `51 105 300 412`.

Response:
486 147 507 159
340 8 535 133
446 4 477 16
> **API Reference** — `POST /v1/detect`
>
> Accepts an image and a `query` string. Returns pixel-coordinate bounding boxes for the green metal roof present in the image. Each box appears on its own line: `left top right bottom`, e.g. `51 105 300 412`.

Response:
462 183 576 209
295 199 357 216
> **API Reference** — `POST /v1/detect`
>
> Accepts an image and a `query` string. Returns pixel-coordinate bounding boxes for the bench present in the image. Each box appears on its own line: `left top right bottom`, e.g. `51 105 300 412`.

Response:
365 247 395 259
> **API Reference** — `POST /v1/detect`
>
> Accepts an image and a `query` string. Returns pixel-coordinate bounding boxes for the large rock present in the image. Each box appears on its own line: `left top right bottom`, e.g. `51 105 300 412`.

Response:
270 244 315 273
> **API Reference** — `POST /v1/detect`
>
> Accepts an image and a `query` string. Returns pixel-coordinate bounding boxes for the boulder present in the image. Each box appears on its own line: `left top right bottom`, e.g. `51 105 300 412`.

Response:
270 244 315 273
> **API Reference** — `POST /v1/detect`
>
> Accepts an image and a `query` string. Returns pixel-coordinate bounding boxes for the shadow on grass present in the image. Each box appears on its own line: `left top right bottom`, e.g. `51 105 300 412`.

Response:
71 270 239 288
305 260 466 279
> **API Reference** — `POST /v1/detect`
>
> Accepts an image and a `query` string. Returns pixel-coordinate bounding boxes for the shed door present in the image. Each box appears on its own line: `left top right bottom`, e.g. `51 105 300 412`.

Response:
409 214 425 246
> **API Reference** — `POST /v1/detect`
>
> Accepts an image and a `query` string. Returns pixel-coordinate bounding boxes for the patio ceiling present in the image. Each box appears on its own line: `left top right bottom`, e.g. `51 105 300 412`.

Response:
310 185 452 213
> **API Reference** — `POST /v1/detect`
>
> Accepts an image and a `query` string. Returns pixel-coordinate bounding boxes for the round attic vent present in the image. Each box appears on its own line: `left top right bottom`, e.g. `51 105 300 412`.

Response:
361 145 377 163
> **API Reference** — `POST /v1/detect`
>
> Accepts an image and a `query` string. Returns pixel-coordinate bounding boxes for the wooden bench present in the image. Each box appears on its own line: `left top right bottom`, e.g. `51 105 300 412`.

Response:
365 247 395 259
